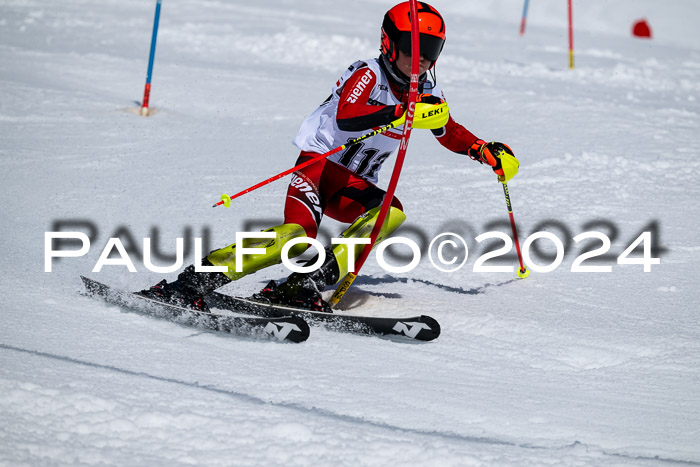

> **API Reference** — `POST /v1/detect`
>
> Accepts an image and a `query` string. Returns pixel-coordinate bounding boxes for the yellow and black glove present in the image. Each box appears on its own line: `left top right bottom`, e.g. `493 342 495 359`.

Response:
412 94 449 130
468 140 519 183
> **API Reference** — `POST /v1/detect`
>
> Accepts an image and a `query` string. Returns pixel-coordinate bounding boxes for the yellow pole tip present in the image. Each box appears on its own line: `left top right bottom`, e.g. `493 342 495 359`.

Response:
517 267 530 279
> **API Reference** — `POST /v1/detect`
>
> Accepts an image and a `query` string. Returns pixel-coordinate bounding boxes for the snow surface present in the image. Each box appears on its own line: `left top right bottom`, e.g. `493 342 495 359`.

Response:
2 0 700 465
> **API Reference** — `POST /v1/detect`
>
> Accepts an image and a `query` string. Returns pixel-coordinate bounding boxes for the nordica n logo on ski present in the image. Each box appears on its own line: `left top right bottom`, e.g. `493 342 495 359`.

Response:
264 321 302 341
392 321 432 339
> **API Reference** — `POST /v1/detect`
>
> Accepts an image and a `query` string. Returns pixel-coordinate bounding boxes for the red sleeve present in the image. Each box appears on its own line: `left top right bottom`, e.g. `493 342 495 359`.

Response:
432 115 479 155
336 65 402 132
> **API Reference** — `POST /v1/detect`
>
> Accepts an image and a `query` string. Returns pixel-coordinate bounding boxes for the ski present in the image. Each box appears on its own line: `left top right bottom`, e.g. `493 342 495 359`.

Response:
205 291 441 342
80 276 310 343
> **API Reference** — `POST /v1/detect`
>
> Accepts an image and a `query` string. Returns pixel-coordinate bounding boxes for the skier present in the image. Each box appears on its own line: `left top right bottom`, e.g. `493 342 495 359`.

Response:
140 1 519 312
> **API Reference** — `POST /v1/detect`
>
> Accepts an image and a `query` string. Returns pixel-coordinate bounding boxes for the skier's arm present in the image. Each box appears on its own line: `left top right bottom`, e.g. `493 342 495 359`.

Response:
431 115 480 154
433 115 519 182
336 67 403 132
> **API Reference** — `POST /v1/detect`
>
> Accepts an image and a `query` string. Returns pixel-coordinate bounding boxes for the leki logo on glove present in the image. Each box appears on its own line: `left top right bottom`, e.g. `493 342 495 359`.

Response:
419 105 444 119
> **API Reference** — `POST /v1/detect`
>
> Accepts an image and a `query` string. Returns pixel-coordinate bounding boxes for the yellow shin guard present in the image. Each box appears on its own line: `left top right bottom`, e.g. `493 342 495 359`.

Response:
330 206 406 280
206 223 307 281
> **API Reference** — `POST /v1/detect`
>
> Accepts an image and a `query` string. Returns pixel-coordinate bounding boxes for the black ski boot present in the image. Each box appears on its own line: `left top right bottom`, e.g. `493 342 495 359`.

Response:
251 247 339 313
253 279 331 312
139 259 231 312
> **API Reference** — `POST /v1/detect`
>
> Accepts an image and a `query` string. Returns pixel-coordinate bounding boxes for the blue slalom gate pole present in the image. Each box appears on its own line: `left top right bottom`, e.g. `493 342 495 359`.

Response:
519 0 530 35
140 0 162 116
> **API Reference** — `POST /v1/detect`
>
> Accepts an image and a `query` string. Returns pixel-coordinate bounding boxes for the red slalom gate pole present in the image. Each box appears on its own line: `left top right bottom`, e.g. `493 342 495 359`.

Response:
568 0 574 69
330 0 421 307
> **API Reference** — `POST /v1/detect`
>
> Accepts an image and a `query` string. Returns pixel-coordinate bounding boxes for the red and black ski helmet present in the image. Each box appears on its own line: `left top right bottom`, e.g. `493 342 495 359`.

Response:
380 2 446 65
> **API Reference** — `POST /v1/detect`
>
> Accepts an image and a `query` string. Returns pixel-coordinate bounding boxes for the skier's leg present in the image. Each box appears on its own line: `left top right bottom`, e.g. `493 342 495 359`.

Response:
291 168 405 287
328 204 406 280
140 153 326 310
139 223 309 310
206 223 308 281
205 153 327 283
268 205 406 299
255 163 406 310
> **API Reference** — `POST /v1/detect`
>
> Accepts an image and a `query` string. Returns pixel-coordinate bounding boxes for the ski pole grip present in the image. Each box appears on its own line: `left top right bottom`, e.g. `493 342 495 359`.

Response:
330 272 357 308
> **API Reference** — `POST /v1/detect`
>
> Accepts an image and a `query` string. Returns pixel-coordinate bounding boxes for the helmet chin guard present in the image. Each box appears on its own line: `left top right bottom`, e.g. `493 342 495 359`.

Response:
378 54 427 91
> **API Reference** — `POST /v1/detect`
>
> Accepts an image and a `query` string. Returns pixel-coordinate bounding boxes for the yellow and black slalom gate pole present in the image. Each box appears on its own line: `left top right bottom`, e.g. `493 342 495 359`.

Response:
502 181 530 278
213 115 407 208
330 0 421 308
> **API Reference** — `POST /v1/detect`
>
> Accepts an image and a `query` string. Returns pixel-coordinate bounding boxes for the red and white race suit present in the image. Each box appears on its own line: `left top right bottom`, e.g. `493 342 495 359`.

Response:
285 58 480 238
